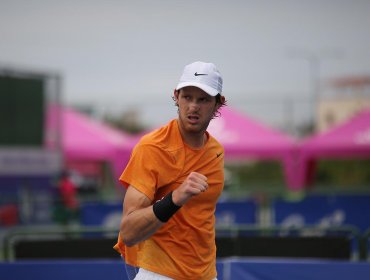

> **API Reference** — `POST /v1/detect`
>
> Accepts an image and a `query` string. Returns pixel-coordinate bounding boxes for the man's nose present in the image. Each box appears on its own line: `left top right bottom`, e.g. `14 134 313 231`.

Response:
189 100 200 111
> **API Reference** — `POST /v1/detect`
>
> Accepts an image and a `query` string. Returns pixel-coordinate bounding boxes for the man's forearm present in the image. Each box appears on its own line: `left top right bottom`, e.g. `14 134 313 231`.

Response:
120 205 163 247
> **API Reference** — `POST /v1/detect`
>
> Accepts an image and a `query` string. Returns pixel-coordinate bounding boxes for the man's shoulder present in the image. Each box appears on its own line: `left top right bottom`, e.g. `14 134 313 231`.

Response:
139 119 182 151
207 132 224 151
132 120 185 170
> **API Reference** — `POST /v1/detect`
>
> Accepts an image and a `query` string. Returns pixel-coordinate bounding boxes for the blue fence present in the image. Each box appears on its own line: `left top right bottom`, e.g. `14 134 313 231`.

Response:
0 176 57 226
79 199 258 228
1 259 370 280
272 194 370 232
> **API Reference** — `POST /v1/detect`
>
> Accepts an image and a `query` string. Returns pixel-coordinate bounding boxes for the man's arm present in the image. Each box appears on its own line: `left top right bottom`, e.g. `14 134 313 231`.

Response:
120 172 208 247
120 186 163 247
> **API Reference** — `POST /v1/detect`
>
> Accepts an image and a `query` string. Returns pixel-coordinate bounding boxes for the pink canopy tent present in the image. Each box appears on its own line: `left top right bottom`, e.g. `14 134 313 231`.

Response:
207 107 299 190
46 106 138 182
294 109 370 189
47 106 299 189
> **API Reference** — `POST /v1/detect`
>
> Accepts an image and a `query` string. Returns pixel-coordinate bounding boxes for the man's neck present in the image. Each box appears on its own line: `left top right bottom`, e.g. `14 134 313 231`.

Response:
177 120 207 149
182 132 207 149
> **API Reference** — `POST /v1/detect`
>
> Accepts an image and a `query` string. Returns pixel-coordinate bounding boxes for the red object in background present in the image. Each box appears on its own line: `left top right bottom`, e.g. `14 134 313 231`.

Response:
59 176 78 209
0 204 19 226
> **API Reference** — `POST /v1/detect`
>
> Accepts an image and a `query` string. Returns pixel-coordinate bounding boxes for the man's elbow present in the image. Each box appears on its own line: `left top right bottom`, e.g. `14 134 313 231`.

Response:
120 226 138 247
121 233 137 247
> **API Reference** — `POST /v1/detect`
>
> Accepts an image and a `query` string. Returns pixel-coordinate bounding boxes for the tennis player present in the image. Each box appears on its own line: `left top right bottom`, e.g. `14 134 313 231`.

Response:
114 61 226 280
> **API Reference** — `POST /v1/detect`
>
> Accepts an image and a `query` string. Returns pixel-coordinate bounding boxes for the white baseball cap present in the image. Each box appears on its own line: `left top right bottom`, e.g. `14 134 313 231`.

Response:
176 61 223 96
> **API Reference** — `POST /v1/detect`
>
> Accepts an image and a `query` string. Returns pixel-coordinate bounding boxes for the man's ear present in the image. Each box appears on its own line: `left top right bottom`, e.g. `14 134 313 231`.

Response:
215 95 225 110
173 89 179 101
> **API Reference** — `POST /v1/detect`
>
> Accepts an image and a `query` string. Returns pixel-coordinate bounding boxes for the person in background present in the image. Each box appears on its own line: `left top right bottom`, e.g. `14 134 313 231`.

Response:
114 61 227 279
54 169 79 225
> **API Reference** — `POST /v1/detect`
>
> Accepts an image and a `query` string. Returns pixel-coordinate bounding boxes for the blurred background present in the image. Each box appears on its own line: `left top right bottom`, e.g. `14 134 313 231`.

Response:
1 1 370 279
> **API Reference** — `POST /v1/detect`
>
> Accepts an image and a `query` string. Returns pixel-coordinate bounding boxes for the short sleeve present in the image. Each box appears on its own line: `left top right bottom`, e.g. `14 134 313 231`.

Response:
119 143 181 201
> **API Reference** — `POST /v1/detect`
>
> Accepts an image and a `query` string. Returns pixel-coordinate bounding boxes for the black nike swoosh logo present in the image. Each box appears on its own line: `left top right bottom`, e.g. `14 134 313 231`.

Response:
216 152 223 158
194 72 208 76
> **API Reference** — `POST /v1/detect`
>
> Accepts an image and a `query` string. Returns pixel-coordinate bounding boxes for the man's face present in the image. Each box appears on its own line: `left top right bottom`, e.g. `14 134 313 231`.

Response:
175 86 219 134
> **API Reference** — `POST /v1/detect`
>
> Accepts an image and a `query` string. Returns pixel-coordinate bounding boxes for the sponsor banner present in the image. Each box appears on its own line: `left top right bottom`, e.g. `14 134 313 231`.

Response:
215 200 257 226
0 148 61 175
79 200 258 234
273 194 370 232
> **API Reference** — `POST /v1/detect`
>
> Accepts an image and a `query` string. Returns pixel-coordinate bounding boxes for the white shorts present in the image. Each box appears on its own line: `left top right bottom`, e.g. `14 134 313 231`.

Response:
134 268 217 280
133 268 173 280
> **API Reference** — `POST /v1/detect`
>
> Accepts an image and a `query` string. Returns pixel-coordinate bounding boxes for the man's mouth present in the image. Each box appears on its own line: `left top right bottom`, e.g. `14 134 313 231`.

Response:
187 115 200 123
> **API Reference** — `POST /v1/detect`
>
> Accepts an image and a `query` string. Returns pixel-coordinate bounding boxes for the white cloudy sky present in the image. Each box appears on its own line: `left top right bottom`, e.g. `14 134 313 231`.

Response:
1 0 370 128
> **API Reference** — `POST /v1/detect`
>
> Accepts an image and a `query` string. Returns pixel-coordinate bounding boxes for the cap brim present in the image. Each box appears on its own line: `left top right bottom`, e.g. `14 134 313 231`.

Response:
176 82 219 96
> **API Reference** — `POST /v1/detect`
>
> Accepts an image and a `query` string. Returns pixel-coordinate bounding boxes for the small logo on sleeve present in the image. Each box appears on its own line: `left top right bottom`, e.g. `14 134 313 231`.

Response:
216 152 223 158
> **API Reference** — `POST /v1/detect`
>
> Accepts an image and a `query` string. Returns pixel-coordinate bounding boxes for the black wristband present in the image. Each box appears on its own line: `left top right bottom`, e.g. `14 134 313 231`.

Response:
152 191 181 222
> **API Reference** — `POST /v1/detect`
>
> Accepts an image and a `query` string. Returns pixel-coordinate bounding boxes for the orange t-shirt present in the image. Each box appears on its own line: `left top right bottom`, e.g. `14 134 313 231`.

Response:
114 119 224 280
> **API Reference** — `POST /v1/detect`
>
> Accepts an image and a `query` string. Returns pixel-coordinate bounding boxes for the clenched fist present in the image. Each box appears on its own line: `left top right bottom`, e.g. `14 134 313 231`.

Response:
172 172 208 206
